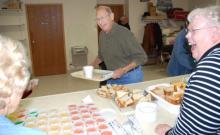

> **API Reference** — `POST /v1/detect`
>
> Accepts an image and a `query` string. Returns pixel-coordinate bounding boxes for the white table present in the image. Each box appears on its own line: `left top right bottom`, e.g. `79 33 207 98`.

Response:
20 75 187 135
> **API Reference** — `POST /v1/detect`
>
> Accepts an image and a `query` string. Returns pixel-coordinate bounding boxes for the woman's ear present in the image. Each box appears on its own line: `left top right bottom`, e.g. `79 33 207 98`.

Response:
0 99 6 109
211 27 220 41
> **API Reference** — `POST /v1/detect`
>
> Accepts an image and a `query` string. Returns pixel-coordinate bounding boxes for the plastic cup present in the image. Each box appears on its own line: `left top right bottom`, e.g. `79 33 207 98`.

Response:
135 102 157 123
82 113 91 119
72 115 80 121
73 128 84 135
62 130 72 135
83 66 93 78
96 117 106 124
86 127 98 135
48 130 60 135
101 130 112 135
74 120 84 127
98 123 109 130
85 119 95 127
50 124 60 131
62 123 73 130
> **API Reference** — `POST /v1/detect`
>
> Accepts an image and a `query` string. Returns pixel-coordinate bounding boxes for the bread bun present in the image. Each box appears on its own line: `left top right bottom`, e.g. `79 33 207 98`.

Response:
152 87 164 96
165 95 181 105
115 94 134 108
164 86 174 96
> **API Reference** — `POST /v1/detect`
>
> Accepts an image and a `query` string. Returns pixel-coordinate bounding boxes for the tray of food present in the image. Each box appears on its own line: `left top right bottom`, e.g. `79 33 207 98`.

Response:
145 82 186 114
71 69 113 82
97 84 151 114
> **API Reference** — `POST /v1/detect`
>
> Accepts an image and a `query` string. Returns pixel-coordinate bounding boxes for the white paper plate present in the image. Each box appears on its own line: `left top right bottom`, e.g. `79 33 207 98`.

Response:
145 83 180 114
100 108 117 121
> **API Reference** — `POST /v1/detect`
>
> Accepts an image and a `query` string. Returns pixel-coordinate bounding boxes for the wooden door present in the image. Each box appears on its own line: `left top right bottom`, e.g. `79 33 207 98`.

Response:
97 4 124 34
26 4 66 76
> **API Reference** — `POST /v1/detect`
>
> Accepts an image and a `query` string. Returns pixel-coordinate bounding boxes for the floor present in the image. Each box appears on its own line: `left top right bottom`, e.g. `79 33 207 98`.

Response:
30 64 168 97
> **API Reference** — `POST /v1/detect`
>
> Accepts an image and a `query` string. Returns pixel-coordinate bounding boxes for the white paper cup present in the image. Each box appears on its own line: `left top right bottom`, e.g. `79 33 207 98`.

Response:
83 66 93 78
135 102 157 124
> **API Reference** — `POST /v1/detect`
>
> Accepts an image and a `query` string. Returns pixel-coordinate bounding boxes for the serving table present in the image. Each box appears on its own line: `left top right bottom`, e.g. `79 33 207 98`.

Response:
20 75 187 135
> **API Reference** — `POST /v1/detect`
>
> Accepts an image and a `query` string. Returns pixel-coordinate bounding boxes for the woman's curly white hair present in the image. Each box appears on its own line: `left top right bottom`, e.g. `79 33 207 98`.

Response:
0 35 30 99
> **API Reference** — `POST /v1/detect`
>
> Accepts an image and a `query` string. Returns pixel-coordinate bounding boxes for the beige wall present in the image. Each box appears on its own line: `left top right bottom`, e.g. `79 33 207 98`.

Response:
23 0 98 70
190 0 216 9
128 0 146 43
97 0 124 4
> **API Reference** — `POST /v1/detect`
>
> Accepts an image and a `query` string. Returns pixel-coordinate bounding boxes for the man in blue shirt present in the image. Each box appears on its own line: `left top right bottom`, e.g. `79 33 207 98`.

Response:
167 29 196 76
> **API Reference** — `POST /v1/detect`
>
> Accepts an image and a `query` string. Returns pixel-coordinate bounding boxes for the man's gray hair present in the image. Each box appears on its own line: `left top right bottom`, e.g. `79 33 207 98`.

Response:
95 5 113 15
188 6 220 27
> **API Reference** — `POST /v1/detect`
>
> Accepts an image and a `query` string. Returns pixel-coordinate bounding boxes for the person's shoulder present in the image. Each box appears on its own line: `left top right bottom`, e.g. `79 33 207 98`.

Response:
115 23 130 33
0 116 14 125
177 29 187 38
0 125 47 135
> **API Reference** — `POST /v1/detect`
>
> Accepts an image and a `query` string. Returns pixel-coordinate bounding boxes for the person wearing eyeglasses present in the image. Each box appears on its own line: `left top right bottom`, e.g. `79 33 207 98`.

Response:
155 6 220 135
91 6 147 85
0 35 46 135
167 28 196 76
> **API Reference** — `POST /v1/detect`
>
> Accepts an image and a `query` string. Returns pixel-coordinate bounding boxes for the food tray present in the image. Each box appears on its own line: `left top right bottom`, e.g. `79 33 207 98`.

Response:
145 83 180 114
71 69 113 82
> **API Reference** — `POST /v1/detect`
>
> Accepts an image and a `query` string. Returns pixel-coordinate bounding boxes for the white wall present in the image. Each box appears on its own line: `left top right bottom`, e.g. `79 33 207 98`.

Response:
23 0 98 69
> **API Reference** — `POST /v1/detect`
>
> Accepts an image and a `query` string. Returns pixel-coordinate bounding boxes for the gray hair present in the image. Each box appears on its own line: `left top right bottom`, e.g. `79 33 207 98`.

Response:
95 5 113 15
188 6 220 27
0 35 30 109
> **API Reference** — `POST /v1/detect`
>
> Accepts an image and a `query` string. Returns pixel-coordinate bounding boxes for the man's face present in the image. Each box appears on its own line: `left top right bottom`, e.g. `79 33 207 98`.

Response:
96 9 114 33
186 17 214 61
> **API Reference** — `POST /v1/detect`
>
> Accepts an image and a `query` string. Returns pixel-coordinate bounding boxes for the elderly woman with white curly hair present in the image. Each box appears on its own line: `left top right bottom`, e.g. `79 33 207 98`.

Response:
0 35 46 135
155 5 220 135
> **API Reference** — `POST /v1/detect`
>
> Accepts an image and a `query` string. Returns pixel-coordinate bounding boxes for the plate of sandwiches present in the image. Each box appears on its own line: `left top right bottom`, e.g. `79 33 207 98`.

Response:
96 84 129 99
97 84 151 114
145 82 186 114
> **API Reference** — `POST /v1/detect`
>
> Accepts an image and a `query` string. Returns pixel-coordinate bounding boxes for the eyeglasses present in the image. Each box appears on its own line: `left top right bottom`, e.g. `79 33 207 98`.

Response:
96 14 110 22
185 26 216 34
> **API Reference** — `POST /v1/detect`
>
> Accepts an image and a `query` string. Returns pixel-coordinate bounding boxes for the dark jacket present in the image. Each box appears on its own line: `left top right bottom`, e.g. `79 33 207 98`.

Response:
167 29 196 76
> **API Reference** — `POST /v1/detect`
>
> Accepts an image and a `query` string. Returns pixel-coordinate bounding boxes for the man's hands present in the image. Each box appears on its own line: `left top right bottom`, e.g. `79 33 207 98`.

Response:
112 62 137 79
112 68 126 79
90 57 102 67
155 124 171 135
